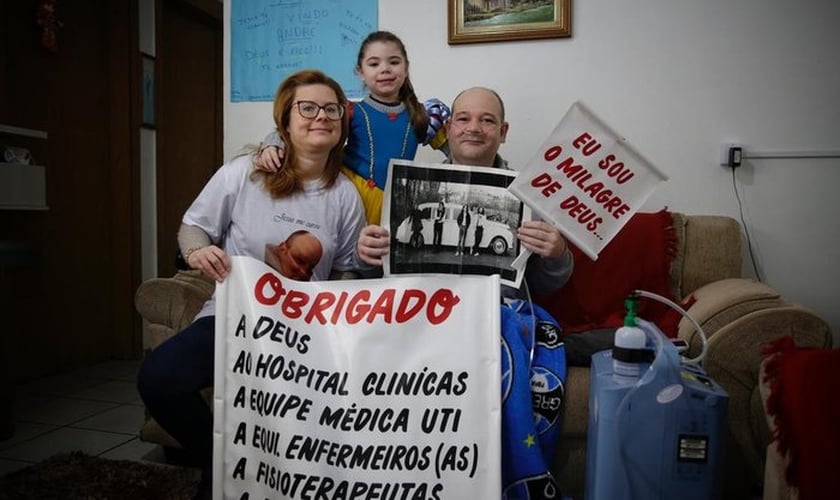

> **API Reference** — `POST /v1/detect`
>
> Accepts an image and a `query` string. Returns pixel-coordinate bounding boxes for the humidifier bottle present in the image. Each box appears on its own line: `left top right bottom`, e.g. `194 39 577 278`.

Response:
613 297 647 381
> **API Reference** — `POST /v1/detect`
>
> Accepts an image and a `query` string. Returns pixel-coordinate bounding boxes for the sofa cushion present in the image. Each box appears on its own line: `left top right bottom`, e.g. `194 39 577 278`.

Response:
680 215 742 294
536 209 681 336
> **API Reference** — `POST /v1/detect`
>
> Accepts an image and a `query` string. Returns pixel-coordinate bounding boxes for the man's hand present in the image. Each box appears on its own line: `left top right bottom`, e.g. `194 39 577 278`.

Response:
255 145 285 173
187 245 231 282
517 220 567 259
357 225 391 266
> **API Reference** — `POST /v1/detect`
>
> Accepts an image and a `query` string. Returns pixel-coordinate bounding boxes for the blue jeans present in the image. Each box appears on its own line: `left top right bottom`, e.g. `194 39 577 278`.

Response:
137 315 215 475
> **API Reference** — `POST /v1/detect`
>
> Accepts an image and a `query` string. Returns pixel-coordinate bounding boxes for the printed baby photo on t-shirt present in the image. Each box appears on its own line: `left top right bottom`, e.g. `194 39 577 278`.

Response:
263 230 323 281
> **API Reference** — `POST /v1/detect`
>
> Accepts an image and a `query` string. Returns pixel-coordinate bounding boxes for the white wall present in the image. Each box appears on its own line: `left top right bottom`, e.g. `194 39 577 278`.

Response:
224 0 840 344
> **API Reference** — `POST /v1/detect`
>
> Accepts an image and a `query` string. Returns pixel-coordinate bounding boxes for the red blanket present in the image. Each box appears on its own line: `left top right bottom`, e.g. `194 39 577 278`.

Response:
535 209 682 337
762 337 840 500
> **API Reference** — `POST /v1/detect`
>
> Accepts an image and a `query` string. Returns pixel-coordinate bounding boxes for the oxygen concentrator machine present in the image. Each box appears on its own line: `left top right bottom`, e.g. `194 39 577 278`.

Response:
584 294 728 500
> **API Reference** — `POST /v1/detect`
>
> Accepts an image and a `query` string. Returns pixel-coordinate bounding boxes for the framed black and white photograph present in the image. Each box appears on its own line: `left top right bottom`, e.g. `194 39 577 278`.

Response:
382 160 529 289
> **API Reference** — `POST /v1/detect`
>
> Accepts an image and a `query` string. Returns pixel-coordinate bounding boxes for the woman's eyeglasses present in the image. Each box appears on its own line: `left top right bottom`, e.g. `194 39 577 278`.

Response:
294 101 345 121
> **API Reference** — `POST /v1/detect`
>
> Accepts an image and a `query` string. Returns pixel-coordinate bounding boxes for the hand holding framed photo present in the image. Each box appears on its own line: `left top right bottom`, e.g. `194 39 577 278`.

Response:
448 0 571 45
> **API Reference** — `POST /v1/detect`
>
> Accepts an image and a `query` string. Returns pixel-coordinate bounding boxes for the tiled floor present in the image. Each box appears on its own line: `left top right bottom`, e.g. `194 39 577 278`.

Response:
0 359 167 476
0 359 768 499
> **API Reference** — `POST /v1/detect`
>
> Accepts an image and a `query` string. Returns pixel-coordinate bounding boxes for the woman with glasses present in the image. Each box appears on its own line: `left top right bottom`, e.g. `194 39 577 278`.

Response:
137 69 367 497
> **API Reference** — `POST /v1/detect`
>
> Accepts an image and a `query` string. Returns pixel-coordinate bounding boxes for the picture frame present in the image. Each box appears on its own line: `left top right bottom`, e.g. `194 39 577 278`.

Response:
382 159 530 290
448 0 571 45
141 53 156 128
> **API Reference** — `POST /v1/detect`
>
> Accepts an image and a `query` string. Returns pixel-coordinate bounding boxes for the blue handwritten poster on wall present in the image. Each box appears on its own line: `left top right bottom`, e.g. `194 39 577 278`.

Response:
231 0 377 102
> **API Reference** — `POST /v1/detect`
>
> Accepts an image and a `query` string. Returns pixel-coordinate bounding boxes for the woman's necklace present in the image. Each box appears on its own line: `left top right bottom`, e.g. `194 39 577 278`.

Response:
357 99 411 188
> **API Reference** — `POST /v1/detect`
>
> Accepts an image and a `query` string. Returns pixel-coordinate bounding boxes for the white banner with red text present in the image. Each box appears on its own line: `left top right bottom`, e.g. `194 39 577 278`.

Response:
212 256 501 500
508 101 668 260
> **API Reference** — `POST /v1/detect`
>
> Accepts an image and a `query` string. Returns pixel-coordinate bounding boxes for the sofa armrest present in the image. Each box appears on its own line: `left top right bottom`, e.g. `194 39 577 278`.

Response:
676 278 784 352
684 303 831 487
135 271 215 448
673 277 832 488
135 270 215 349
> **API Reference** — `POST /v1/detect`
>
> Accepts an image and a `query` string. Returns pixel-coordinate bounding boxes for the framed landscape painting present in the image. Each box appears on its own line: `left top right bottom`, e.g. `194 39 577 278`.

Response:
448 0 571 45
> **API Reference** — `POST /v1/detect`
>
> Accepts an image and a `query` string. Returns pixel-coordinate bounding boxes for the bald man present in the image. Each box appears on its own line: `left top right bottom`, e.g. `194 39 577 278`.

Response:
358 86 573 300
355 87 574 498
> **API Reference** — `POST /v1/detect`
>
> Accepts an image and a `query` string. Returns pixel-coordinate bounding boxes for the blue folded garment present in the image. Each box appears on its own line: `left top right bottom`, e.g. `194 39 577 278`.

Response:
500 300 570 500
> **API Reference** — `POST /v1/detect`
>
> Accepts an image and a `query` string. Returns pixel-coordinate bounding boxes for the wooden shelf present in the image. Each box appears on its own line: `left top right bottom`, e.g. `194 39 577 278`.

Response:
0 124 48 139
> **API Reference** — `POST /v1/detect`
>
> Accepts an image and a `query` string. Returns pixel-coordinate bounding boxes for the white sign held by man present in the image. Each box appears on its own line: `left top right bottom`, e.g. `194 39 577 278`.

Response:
508 101 668 260
212 256 502 499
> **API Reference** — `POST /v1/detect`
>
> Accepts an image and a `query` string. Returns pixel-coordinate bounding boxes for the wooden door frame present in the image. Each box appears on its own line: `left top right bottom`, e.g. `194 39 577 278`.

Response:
154 0 223 277
107 0 143 358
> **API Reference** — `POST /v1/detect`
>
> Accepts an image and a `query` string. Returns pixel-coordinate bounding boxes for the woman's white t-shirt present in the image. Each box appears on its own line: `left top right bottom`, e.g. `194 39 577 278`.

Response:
183 154 366 318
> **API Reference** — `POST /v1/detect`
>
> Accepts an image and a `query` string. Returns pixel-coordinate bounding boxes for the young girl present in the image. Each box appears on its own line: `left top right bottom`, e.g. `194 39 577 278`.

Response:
257 30 449 225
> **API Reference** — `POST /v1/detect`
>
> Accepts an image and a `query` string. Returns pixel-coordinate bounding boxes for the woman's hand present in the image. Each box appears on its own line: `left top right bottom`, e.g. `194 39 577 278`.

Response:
255 145 285 173
356 225 390 266
186 245 231 282
517 220 567 259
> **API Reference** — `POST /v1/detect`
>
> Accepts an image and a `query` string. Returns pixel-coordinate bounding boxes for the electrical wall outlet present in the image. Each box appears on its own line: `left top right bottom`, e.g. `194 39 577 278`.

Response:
719 142 743 167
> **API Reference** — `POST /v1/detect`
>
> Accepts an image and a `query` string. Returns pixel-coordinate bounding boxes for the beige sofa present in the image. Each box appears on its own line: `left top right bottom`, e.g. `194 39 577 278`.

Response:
134 212 832 500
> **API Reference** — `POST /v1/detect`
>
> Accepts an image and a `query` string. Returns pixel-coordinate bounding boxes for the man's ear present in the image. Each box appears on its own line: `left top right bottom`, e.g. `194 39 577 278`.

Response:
499 122 510 143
